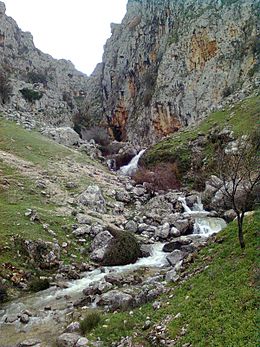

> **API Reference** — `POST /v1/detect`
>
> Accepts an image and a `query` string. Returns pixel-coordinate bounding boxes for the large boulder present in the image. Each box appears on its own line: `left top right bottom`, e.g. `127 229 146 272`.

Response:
102 230 141 266
97 290 133 311
42 127 80 146
77 185 106 213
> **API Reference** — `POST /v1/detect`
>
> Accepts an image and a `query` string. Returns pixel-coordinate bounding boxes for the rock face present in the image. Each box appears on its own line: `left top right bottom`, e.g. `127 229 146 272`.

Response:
80 0 259 145
0 1 88 127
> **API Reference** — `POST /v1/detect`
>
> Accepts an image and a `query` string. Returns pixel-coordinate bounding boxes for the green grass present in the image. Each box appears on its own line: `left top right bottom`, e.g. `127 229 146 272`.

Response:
143 95 260 169
87 212 259 347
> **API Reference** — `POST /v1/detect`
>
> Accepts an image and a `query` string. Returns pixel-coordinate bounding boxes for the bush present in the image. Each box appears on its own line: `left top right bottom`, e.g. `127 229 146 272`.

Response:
133 162 181 192
20 88 43 102
29 278 50 292
102 230 141 266
27 71 48 85
80 311 101 334
0 284 8 303
0 70 12 104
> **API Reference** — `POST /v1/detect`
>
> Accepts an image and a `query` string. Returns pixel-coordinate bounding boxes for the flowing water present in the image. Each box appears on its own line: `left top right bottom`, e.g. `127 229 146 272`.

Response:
178 196 227 236
119 149 146 176
0 196 227 346
0 243 167 346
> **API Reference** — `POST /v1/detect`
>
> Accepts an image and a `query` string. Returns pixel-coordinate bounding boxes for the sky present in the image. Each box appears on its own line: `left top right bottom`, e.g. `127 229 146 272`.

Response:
3 0 128 75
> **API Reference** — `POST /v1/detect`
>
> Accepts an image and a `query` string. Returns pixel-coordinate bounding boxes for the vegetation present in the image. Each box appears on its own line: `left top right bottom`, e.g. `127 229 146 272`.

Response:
143 95 260 187
102 229 141 266
20 88 43 102
0 284 8 303
0 118 98 293
27 71 48 86
215 133 260 248
87 212 259 346
133 162 181 192
80 311 101 334
0 70 12 104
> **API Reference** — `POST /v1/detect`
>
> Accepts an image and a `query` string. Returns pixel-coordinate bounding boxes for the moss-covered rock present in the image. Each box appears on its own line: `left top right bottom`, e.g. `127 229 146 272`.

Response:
102 230 141 266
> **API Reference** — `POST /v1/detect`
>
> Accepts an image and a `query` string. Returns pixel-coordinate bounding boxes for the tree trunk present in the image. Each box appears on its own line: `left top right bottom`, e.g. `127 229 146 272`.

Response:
237 215 245 249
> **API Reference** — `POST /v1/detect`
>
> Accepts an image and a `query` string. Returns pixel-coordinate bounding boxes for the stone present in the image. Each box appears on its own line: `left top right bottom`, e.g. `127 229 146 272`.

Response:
173 219 193 235
163 239 191 252
5 314 18 323
155 222 170 239
17 339 42 347
64 322 81 333
56 333 80 347
77 185 106 213
224 209 237 222
97 290 133 311
125 220 138 233
140 244 152 257
42 127 80 146
165 269 180 282
75 338 89 347
20 313 30 324
72 226 92 237
166 250 186 266
115 190 131 203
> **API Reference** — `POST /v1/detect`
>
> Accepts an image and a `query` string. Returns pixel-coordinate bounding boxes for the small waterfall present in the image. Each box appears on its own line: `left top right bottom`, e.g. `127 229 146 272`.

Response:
178 196 226 236
119 149 146 176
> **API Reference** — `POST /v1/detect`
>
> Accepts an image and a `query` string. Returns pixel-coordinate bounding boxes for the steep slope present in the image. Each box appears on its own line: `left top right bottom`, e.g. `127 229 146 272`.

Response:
0 1 88 127
81 0 259 145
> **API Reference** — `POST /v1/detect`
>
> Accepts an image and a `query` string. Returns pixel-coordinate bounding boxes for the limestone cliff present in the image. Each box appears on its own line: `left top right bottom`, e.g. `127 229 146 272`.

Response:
0 1 88 127
82 0 260 145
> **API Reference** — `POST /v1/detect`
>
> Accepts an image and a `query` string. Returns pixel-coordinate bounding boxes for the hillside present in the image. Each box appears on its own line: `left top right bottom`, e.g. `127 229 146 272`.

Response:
0 0 259 346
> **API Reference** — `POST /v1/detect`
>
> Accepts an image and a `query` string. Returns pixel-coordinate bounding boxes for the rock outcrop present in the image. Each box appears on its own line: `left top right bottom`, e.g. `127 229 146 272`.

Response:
0 1 88 127
80 0 260 145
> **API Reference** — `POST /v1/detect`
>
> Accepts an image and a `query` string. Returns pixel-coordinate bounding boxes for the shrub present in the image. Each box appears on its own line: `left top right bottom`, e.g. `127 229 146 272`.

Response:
0 70 12 104
0 284 8 303
27 71 48 85
80 311 101 334
29 278 50 292
20 88 43 102
133 162 181 192
102 230 141 266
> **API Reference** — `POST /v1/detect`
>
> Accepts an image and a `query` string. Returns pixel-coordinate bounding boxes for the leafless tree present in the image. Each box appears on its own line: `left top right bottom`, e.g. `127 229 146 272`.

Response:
215 134 260 248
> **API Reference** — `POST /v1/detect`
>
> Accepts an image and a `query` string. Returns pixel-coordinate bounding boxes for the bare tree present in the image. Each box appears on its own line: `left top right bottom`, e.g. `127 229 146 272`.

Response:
215 134 260 248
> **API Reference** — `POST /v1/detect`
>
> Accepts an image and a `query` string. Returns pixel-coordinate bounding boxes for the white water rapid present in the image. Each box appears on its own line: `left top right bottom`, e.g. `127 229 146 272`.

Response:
119 149 146 176
178 196 227 236
0 243 167 346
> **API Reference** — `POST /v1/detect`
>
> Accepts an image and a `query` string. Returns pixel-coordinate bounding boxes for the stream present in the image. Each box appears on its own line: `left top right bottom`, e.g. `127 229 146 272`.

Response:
0 147 227 347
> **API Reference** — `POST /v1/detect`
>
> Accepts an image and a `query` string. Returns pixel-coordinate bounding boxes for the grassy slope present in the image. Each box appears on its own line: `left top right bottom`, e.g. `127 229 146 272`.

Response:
0 118 99 284
143 95 260 169
86 212 259 347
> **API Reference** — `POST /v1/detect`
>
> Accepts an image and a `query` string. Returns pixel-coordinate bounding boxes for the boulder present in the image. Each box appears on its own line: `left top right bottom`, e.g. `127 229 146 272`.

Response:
97 290 133 310
155 222 170 239
125 220 138 233
83 280 113 296
166 250 186 266
163 239 192 252
90 230 113 262
42 127 80 147
64 322 81 333
224 209 237 222
173 218 194 235
72 226 92 237
77 185 106 213
165 269 180 282
56 333 80 347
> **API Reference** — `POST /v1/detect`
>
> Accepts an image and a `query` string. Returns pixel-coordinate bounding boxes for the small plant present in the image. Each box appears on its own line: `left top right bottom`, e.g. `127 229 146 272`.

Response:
29 278 50 292
0 70 12 104
0 283 8 303
80 311 101 334
27 71 48 85
20 88 43 102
